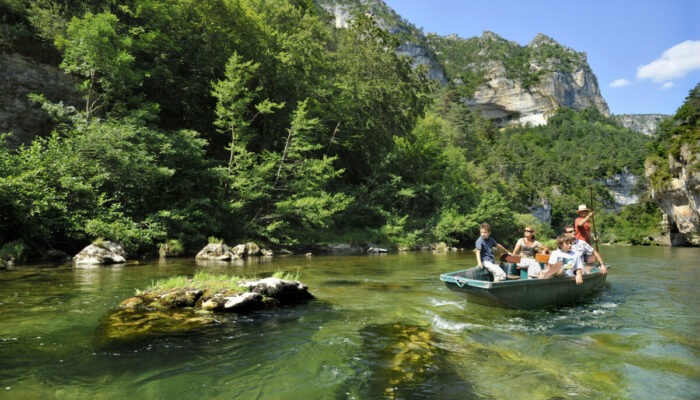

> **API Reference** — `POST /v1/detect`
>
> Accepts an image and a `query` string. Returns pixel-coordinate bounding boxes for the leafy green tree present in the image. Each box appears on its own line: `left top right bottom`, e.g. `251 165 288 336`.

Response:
211 52 283 180
247 100 351 245
55 11 138 119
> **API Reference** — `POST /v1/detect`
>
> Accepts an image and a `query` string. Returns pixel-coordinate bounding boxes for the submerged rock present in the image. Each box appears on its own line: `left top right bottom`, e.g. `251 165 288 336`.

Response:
73 242 126 265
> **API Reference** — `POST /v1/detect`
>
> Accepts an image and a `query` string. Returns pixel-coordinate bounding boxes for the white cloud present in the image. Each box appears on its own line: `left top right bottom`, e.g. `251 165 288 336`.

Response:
610 78 631 88
660 82 674 90
637 40 700 82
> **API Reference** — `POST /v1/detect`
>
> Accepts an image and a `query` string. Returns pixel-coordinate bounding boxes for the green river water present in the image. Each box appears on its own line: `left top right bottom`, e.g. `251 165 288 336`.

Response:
0 246 698 399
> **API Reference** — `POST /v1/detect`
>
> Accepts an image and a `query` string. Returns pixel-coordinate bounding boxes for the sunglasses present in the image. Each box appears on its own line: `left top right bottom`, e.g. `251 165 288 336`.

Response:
565 230 575 233
524 230 533 232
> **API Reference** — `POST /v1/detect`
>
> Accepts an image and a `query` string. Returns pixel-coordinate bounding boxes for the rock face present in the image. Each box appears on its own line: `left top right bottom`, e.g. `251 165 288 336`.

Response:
645 143 700 246
614 114 670 136
0 53 81 147
530 197 552 224
462 33 609 127
73 242 127 265
599 171 641 210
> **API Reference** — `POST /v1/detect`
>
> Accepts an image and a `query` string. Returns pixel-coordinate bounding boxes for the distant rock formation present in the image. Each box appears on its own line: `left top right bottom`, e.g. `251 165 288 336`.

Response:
458 32 609 127
613 114 670 136
645 143 700 246
599 171 642 210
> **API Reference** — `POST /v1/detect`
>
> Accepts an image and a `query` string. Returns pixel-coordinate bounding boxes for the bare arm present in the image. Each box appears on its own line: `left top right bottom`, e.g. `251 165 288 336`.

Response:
577 212 594 226
575 269 583 285
496 243 511 255
475 249 482 268
592 250 607 274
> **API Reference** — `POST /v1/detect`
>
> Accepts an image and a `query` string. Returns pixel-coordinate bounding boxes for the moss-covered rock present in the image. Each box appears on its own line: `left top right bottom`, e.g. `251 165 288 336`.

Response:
102 275 314 340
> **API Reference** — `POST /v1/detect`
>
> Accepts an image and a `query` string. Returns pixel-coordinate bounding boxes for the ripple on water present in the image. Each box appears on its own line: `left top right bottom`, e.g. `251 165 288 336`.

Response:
428 297 465 309
429 313 487 333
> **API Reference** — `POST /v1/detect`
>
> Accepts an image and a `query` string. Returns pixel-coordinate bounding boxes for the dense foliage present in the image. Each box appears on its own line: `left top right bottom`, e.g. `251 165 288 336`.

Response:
646 83 700 189
0 0 666 260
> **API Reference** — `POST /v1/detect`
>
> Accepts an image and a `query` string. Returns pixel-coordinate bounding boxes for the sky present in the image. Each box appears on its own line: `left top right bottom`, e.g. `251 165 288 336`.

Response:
383 0 700 115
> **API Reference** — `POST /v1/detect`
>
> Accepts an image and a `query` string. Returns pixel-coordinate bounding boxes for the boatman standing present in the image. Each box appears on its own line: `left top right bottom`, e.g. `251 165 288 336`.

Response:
574 204 596 244
564 224 607 275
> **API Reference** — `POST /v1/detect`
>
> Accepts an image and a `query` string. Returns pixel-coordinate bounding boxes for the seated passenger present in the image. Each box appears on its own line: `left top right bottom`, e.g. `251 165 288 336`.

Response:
512 226 549 278
475 222 511 282
542 235 584 285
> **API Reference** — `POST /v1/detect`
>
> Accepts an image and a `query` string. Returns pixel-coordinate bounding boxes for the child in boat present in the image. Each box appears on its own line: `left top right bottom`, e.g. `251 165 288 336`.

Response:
545 235 584 285
475 223 512 282
512 225 548 278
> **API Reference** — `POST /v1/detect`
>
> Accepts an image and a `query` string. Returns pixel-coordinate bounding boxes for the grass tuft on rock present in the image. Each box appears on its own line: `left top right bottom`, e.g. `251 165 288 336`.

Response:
135 270 301 295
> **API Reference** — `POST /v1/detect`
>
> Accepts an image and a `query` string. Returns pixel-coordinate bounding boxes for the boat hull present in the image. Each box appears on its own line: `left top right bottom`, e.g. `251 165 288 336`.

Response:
440 267 608 310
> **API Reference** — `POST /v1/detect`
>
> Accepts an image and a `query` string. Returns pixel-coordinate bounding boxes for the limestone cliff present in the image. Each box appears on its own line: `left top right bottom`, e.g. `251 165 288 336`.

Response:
613 114 670 136
429 32 610 126
645 143 700 246
0 53 81 147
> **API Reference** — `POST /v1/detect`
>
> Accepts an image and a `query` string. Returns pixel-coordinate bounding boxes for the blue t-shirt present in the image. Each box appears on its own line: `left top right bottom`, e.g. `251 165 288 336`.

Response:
476 236 498 262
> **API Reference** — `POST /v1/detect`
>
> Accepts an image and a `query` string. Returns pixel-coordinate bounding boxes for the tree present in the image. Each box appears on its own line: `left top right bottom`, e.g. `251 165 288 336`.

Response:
55 12 138 120
211 52 283 180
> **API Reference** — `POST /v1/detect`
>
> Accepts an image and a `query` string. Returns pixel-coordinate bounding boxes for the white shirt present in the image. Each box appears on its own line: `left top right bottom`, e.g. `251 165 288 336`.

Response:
548 249 583 275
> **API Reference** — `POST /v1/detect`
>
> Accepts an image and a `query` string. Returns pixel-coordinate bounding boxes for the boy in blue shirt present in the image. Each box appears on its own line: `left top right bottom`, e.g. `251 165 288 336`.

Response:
475 223 511 282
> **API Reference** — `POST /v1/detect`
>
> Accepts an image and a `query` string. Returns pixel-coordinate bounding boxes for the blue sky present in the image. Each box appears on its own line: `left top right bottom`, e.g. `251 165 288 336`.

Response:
383 0 700 115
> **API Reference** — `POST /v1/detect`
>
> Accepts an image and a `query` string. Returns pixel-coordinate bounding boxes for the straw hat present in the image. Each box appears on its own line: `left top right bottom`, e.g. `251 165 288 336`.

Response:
576 204 590 214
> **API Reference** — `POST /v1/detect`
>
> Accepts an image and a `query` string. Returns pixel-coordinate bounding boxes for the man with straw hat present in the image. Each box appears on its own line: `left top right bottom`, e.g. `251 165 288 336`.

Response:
575 204 596 245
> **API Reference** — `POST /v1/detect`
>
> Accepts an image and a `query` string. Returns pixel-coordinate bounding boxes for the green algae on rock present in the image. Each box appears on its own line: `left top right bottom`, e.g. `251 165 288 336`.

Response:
100 272 314 340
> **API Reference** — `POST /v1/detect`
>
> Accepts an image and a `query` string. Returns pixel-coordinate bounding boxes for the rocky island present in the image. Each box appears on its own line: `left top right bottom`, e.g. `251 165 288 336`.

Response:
100 272 314 340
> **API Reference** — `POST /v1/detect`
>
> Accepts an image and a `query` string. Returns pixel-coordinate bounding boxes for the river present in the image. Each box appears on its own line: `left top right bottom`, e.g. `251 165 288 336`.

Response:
0 246 698 399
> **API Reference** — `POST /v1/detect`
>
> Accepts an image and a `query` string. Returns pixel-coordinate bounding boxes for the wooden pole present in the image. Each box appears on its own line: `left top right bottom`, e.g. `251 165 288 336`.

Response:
590 185 599 253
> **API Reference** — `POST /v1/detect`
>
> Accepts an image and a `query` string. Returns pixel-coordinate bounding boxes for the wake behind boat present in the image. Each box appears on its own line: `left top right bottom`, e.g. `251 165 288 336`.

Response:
440 264 608 310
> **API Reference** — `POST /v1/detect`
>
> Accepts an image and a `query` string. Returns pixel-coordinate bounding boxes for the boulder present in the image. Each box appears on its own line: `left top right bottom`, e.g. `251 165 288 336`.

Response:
74 242 127 265
241 277 314 302
195 243 237 260
261 249 273 256
223 292 264 313
231 244 246 258
367 246 388 253
245 242 260 256
159 241 184 258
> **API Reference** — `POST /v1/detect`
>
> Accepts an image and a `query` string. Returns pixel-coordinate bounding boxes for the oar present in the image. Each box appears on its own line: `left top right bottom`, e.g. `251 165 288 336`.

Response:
590 185 600 253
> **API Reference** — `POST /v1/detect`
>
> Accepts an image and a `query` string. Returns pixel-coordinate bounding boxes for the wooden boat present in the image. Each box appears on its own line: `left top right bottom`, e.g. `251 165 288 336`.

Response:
440 264 608 310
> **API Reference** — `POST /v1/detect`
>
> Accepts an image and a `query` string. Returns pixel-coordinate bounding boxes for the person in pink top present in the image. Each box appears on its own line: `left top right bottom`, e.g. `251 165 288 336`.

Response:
574 204 596 244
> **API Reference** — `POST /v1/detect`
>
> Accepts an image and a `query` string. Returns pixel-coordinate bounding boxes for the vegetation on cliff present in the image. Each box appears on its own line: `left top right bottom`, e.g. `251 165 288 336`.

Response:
0 0 663 259
646 83 700 189
425 31 587 95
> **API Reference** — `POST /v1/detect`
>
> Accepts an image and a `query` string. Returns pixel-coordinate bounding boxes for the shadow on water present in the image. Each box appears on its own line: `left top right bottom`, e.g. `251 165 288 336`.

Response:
337 323 476 399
